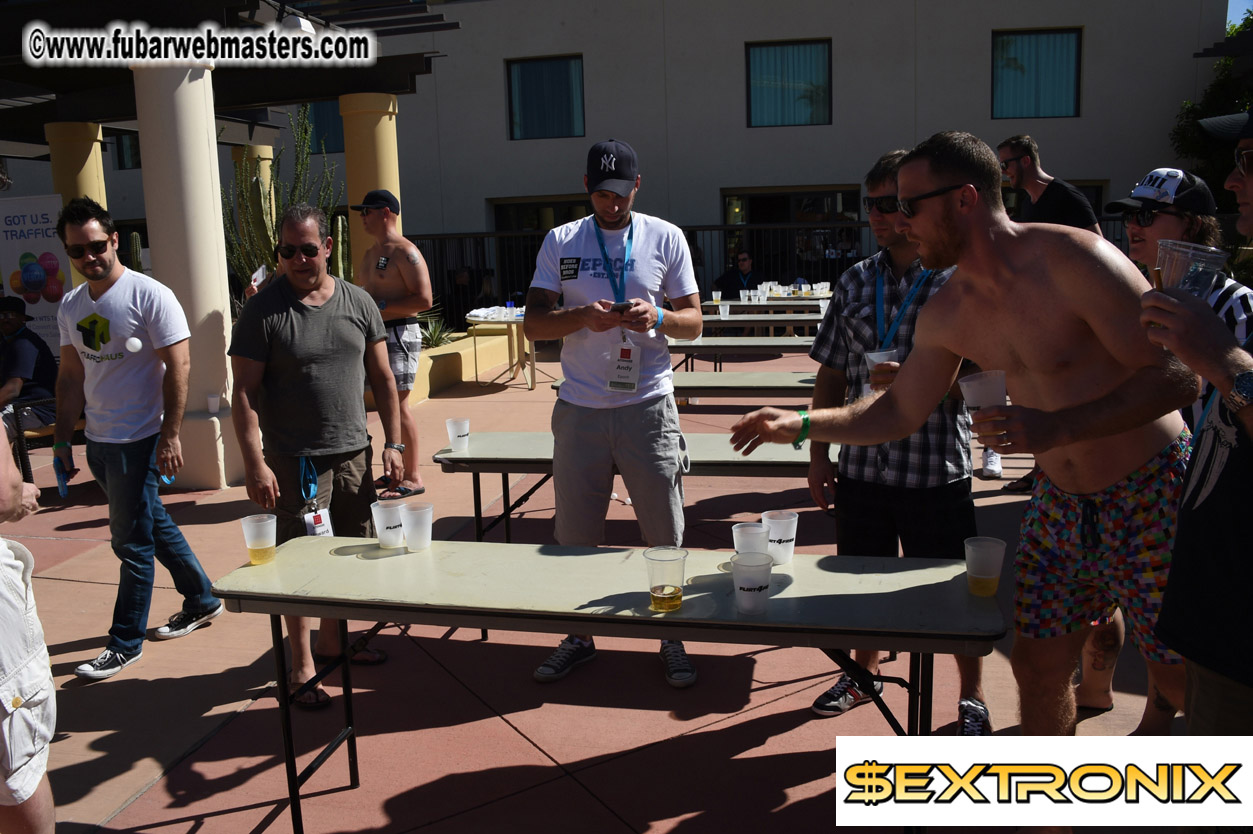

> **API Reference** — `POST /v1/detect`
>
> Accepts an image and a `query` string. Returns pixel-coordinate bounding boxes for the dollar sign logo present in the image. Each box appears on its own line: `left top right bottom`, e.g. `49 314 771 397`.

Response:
844 760 892 805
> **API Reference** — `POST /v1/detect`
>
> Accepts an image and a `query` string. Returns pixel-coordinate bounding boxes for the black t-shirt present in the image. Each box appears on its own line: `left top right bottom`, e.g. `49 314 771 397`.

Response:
1 328 57 423
1155 404 1253 687
1020 178 1099 230
715 269 764 295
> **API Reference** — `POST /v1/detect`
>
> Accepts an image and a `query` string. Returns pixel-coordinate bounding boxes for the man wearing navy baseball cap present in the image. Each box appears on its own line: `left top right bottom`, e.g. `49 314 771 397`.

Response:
524 139 705 689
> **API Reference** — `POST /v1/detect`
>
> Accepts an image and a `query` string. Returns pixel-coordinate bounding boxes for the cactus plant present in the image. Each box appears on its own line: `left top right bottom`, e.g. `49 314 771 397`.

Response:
331 212 351 280
128 230 143 273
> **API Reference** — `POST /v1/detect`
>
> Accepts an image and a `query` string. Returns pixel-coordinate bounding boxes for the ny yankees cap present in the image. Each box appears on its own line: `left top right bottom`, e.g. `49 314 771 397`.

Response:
1199 105 1253 142
586 139 639 197
1104 168 1217 215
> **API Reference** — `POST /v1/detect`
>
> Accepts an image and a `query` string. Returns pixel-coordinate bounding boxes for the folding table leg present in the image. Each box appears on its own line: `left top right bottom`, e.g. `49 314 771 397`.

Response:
271 615 304 834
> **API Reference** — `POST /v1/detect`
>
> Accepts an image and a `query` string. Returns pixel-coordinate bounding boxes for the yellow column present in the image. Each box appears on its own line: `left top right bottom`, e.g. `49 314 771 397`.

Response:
44 122 107 287
339 93 400 281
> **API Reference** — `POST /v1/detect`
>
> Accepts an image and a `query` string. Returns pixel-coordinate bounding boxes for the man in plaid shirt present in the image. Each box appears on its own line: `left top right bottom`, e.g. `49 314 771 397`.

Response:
806 150 989 734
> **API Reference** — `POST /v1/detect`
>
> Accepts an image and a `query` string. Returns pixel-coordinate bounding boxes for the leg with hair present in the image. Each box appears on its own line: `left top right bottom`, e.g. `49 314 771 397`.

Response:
1133 659 1185 735
1074 610 1124 711
0 774 55 834
1012 628 1090 735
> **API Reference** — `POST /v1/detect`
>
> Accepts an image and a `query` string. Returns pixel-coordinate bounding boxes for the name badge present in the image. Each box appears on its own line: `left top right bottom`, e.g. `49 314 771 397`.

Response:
304 508 334 537
607 341 640 392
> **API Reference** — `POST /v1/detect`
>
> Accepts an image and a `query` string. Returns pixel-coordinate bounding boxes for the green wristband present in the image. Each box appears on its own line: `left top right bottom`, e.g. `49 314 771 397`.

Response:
792 410 810 450
52 442 70 450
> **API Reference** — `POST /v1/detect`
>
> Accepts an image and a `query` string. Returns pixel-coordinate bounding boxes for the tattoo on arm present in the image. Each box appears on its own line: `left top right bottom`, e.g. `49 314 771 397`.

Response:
407 252 420 265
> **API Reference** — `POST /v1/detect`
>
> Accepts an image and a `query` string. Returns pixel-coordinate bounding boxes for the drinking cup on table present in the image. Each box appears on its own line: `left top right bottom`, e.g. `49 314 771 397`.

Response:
739 289 749 302
643 546 687 612
1155 240 1228 298
761 510 799 565
964 536 1006 597
400 502 434 551
957 370 1007 411
732 522 770 555
865 348 898 368
731 551 773 615
719 303 730 318
818 298 830 316
241 514 276 566
207 394 221 413
711 290 722 302
371 501 405 548
446 417 470 452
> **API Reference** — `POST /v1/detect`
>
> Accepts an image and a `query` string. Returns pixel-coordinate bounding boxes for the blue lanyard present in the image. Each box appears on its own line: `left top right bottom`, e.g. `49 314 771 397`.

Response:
593 218 634 303
740 271 752 288
876 267 931 349
300 456 318 504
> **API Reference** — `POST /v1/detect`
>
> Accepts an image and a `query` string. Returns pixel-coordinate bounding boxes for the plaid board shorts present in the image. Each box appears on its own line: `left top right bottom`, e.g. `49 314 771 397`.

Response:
385 321 423 390
1014 431 1189 664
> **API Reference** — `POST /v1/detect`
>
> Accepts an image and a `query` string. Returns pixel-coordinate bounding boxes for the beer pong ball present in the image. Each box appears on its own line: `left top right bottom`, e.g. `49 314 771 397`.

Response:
38 252 59 276
21 262 45 292
18 252 36 269
22 292 39 305
125 337 143 353
41 276 63 303
9 271 24 293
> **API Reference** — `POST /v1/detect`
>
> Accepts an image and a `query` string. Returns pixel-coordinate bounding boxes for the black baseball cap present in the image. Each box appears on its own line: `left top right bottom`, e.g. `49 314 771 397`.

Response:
0 295 33 321
1104 168 1217 215
350 189 400 215
586 140 639 197
1199 105 1253 141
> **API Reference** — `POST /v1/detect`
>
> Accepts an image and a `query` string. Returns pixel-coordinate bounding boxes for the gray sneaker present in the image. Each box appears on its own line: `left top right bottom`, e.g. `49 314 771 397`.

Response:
534 637 597 682
659 641 697 688
75 649 143 680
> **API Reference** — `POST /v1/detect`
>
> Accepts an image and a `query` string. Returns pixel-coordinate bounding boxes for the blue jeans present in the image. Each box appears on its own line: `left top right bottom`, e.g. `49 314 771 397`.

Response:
86 434 217 655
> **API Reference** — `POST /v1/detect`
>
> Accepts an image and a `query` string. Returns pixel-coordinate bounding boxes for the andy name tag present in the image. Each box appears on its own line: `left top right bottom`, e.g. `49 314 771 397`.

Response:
607 342 640 392
303 508 334 537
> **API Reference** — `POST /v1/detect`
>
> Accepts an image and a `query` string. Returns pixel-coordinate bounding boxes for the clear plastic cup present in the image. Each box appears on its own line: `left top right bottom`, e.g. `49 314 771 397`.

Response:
241 514 276 565
207 394 221 413
958 370 1007 411
719 303 731 318
731 551 773 614
761 510 799 565
964 536 1006 597
643 546 687 612
371 501 405 548
400 502 434 551
865 348 898 367
732 522 770 554
446 418 470 452
1156 239 1228 298
711 290 722 302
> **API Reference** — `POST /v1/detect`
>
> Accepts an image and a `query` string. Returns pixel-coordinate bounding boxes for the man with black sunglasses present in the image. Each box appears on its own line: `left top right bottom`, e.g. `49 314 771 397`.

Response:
806 150 989 734
53 197 221 681
733 131 1198 735
996 135 1100 234
714 249 764 297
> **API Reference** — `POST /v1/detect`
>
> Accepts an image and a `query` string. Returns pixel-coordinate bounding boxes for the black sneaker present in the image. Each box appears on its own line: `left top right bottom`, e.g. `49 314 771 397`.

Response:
75 648 143 680
154 602 224 640
533 637 597 682
659 641 697 689
811 676 883 717
957 697 992 735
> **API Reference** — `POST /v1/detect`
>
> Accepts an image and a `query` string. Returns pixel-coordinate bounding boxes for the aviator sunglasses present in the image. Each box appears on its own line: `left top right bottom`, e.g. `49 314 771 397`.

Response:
65 239 110 259
862 195 899 215
275 242 322 259
1122 207 1183 228
896 183 968 219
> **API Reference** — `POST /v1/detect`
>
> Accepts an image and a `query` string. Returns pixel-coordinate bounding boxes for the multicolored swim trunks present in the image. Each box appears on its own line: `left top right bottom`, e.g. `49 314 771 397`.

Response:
1015 431 1189 664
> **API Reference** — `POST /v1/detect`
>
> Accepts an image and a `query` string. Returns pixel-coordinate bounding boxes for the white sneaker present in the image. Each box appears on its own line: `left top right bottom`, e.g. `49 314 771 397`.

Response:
982 447 1002 479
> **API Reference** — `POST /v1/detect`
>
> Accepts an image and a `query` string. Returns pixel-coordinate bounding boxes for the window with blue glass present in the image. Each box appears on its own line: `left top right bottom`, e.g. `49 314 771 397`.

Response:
308 100 345 154
507 56 585 140
746 40 831 128
992 29 1081 119
114 134 141 170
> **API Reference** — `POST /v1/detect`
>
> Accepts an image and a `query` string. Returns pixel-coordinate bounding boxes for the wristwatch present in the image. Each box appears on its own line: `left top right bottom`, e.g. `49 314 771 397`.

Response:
383 442 406 453
1225 370 1253 413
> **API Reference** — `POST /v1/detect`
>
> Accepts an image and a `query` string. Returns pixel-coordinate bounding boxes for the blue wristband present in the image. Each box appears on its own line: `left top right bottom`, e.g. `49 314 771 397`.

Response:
653 306 665 330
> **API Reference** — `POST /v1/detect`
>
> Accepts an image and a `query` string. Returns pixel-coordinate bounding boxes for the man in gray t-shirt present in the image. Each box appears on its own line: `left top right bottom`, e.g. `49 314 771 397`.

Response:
229 204 405 708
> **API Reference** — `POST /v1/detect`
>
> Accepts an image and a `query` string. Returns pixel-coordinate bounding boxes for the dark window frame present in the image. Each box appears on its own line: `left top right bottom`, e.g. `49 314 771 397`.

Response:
113 134 142 170
990 27 1082 120
506 54 586 141
744 39 833 129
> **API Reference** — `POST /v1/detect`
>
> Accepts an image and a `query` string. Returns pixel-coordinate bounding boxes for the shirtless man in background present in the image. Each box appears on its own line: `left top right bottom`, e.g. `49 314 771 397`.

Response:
731 131 1198 735
353 189 433 499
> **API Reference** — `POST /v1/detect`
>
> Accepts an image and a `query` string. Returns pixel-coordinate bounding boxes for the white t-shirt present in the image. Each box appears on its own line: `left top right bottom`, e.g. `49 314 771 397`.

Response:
530 212 697 408
58 268 191 443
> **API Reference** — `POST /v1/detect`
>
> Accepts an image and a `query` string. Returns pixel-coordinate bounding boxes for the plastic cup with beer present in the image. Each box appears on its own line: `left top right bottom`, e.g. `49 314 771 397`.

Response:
400 502 434 551
711 290 722 302
761 510 799 565
964 536 1006 597
241 514 277 566
957 370 1007 411
732 521 770 555
1156 239 1228 298
445 417 470 452
731 551 773 615
643 546 687 612
371 501 405 548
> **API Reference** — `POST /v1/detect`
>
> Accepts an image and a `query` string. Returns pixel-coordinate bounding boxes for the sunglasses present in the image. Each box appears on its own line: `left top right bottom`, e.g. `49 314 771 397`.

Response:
1236 148 1253 177
359 207 374 217
896 183 967 219
1123 208 1183 228
275 242 322 259
862 195 899 215
65 239 110 259
999 155 1027 171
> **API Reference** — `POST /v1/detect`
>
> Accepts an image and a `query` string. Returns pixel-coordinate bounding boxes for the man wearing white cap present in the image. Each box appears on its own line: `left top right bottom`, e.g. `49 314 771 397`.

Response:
524 139 704 688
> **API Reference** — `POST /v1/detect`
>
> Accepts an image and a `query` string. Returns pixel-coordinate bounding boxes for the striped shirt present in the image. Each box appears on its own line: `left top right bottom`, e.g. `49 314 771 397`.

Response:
810 250 972 488
1186 275 1253 431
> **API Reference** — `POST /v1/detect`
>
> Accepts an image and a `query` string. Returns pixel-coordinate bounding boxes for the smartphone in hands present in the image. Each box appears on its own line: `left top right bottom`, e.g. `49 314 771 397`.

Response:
609 301 632 313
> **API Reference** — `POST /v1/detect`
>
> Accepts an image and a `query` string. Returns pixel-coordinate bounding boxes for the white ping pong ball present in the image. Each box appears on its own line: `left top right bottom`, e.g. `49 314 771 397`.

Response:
125 337 142 353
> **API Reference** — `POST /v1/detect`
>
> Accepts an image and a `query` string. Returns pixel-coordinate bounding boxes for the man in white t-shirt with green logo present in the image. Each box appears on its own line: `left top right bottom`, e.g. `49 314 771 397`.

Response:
524 140 704 688
54 197 220 681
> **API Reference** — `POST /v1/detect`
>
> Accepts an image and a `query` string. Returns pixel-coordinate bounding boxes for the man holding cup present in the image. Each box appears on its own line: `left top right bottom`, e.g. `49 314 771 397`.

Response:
733 132 1198 735
806 150 988 733
1141 106 1253 734
230 204 404 706
523 139 704 688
